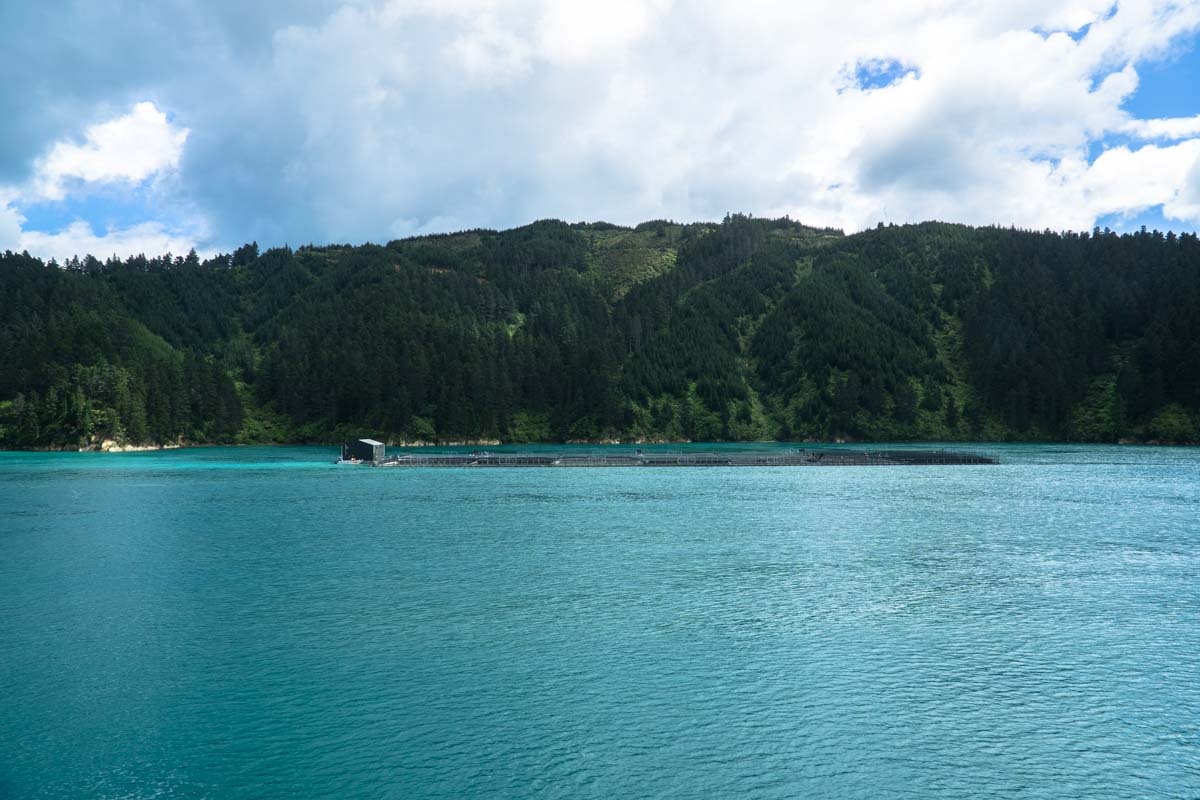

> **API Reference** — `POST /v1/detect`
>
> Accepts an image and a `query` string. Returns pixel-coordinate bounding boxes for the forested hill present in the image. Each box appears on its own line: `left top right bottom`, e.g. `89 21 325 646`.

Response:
2 215 1198 449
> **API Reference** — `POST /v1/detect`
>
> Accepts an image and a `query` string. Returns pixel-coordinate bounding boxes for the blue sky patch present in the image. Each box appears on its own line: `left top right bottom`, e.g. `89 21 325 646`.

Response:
852 59 920 91
17 186 163 236
1098 205 1197 235
1086 132 1140 165
1122 32 1200 119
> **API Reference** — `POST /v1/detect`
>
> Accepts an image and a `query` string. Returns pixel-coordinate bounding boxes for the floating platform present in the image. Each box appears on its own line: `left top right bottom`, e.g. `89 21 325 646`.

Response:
371 448 997 468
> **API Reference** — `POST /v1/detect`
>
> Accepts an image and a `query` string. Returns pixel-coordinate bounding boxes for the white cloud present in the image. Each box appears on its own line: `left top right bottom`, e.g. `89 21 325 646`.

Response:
1126 114 1200 140
200 0 1198 240
1 101 201 261
1083 141 1200 215
1165 148 1200 222
14 220 207 264
1039 1 1116 33
7 0 1200 259
0 191 206 263
535 0 666 64
0 197 23 252
30 101 189 202
447 13 532 86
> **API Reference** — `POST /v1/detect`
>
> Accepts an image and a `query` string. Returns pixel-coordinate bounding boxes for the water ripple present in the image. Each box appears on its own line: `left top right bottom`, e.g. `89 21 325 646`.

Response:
1 444 1198 798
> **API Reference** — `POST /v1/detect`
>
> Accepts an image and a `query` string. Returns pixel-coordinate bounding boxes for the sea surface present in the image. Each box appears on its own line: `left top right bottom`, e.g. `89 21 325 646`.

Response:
1 443 1198 799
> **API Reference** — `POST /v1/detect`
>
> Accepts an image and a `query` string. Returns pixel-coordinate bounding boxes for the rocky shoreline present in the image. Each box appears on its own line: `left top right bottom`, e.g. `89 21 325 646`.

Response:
12 440 184 453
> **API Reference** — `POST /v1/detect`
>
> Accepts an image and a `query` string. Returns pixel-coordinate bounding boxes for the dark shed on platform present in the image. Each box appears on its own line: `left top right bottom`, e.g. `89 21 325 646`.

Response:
343 438 385 462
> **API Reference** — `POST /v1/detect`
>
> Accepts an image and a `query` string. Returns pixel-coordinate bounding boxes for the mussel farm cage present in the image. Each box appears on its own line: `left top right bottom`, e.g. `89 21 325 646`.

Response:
370 448 997 468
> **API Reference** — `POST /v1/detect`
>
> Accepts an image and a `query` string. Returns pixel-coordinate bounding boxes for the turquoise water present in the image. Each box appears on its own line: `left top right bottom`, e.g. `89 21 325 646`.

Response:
1 444 1198 798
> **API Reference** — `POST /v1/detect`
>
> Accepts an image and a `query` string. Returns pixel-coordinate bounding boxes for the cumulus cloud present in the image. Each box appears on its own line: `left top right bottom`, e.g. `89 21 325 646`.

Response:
1126 114 1200 140
3 0 1200 260
0 195 23 252
447 13 533 85
1166 149 1200 221
1082 139 1200 221
0 194 208 262
535 0 665 64
30 102 189 201
14 221 207 264
1 101 200 260
198 0 1199 239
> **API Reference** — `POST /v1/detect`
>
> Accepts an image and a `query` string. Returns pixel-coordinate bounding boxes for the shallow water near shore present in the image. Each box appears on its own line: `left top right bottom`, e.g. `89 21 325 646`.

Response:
2 443 1198 798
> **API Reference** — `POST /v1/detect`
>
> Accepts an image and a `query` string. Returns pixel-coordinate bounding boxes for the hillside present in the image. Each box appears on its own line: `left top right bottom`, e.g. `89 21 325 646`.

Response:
1 215 1197 448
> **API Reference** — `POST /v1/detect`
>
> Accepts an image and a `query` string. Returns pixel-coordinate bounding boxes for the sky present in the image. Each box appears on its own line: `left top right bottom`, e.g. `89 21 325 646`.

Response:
2 0 1200 261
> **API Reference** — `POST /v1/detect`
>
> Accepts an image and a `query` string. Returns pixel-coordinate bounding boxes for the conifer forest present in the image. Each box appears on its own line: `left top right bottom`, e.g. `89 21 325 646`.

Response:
3 216 1198 448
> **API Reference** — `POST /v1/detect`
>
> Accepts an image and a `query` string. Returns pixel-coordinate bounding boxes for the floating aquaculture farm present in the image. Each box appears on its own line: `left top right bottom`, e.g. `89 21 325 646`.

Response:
359 448 997 468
